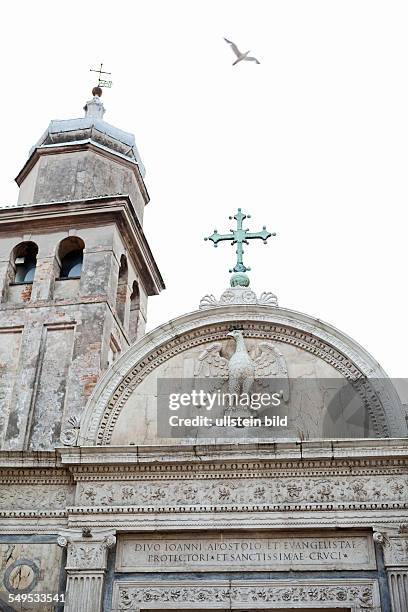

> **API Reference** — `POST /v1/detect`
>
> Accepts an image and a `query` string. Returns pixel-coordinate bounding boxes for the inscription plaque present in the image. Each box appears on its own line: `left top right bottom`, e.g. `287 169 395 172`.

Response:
116 531 376 572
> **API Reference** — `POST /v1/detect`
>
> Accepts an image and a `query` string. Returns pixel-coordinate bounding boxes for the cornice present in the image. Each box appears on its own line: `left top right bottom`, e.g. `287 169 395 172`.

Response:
0 450 62 469
14 141 149 205
59 437 408 462
0 441 407 527
0 195 165 295
65 511 408 533
2 438 407 471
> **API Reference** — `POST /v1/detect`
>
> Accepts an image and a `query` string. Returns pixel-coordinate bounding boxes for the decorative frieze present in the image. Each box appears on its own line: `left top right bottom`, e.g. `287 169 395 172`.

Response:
75 473 408 513
0 443 407 519
112 578 380 610
0 484 73 513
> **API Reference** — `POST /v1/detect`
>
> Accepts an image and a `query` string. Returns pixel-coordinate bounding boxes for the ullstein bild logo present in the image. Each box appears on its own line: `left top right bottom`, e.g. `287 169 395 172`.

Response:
169 413 287 428
167 389 287 429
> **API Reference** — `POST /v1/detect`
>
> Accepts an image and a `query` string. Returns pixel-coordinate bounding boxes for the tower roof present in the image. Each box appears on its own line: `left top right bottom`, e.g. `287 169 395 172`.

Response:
26 90 146 178
15 88 149 213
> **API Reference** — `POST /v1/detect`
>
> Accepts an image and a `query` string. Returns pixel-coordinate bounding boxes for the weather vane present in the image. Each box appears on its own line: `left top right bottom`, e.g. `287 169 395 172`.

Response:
90 63 112 89
205 208 276 276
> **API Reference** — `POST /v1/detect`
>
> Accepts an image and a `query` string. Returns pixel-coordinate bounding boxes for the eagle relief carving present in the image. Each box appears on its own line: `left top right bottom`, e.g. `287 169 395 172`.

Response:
195 330 289 406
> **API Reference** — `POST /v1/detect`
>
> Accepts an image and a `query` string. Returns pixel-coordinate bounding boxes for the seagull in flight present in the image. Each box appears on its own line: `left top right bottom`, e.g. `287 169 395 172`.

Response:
224 37 260 65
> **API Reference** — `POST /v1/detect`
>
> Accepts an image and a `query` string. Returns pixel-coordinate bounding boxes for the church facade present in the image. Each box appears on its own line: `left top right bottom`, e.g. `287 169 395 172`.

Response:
0 89 407 612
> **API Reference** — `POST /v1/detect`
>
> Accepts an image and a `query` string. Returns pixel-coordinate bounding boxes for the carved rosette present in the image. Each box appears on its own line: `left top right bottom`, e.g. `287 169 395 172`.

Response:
373 531 387 546
60 415 81 446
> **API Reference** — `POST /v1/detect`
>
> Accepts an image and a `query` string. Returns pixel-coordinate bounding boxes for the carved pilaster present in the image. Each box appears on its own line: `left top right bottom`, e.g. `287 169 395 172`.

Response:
379 528 408 612
388 570 408 612
58 528 116 612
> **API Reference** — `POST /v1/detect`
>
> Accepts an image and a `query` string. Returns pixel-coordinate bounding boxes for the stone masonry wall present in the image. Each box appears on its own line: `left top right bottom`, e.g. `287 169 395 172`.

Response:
0 221 148 450
18 150 146 223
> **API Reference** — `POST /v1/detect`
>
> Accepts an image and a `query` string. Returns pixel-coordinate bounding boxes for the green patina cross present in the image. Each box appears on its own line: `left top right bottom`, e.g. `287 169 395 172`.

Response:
205 208 276 273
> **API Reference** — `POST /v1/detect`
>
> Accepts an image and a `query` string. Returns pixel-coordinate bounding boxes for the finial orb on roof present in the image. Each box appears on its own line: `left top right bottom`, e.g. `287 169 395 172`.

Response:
92 86 103 97
230 272 250 287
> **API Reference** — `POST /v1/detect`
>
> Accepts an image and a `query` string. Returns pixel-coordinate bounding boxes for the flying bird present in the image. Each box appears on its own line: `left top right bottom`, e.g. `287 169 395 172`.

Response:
224 37 260 66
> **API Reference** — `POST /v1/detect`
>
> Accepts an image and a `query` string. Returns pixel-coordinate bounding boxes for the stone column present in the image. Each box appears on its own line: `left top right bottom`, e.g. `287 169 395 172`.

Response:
30 255 56 301
375 528 408 612
0 259 10 302
58 528 116 612
388 570 408 612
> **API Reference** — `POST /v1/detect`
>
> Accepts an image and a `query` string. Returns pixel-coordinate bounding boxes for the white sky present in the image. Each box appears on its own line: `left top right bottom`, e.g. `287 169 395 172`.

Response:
1 1 407 377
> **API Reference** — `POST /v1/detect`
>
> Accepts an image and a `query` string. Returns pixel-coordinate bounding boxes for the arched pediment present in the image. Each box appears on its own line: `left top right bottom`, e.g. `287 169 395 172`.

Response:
78 305 406 446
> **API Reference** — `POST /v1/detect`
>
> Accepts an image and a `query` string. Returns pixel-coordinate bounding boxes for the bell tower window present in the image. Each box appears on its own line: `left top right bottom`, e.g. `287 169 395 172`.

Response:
58 237 85 279
129 281 140 342
115 255 128 326
12 242 38 284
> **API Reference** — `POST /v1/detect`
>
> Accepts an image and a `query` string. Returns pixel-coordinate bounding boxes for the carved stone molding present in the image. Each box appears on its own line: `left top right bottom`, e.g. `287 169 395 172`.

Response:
67 456 408 482
112 578 380 610
78 307 405 446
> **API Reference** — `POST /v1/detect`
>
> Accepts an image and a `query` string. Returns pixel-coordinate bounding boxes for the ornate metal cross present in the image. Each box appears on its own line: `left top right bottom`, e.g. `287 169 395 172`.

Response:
205 208 275 273
90 63 112 88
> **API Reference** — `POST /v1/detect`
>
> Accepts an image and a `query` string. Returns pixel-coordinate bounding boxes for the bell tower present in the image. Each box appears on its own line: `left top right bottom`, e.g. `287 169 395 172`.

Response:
0 87 164 450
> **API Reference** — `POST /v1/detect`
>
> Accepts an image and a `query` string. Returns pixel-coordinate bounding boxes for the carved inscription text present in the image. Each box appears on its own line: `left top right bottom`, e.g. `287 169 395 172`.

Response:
116 532 376 572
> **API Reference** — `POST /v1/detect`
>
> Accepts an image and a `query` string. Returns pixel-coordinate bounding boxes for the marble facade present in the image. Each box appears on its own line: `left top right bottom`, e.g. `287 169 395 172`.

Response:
0 90 407 612
1 437 408 610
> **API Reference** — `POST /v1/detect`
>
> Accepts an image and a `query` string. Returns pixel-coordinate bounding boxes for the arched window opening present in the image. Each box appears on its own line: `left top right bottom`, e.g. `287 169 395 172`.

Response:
116 255 128 325
60 251 83 278
129 281 140 342
58 237 85 279
12 242 38 284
